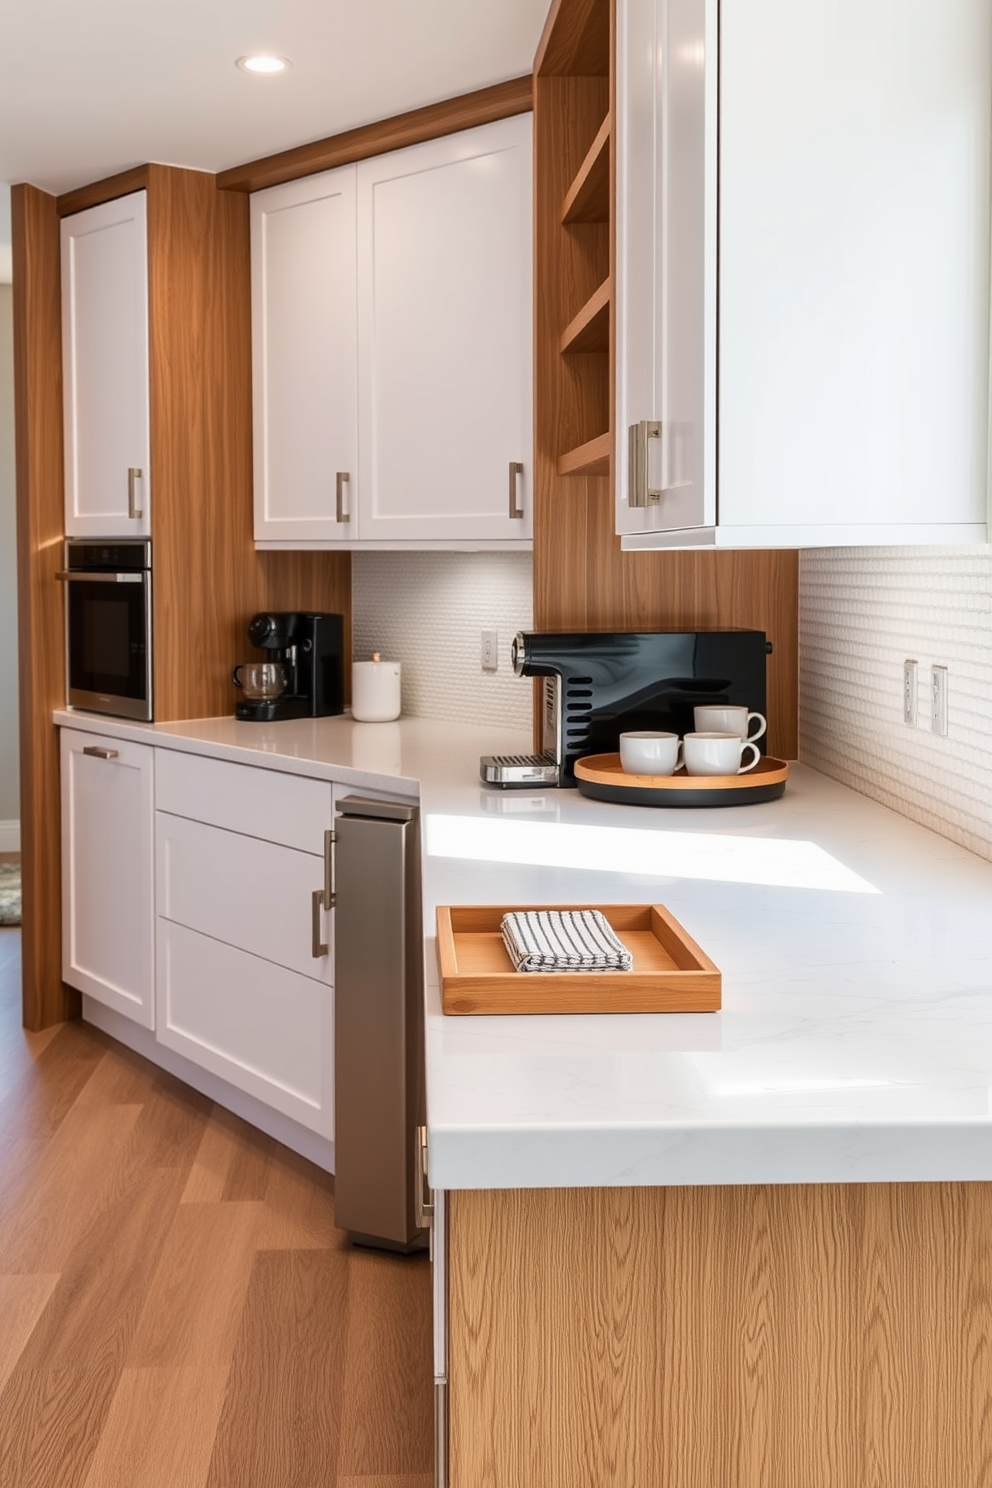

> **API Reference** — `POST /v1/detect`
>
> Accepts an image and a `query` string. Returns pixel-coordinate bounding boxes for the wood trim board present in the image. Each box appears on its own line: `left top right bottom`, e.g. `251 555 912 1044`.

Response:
11 184 80 1030
216 75 533 193
57 166 151 217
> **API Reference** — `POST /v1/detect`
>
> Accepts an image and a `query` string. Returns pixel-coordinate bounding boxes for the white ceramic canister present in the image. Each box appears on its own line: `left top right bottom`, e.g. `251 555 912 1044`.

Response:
351 652 401 722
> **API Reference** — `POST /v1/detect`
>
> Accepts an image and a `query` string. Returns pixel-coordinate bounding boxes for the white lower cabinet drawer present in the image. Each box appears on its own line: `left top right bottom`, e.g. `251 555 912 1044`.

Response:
155 748 333 853
156 919 333 1138
156 812 332 983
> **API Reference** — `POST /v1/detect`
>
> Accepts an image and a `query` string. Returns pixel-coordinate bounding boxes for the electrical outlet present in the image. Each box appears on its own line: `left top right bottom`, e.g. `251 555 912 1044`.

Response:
931 664 948 736
481 628 498 673
903 659 918 725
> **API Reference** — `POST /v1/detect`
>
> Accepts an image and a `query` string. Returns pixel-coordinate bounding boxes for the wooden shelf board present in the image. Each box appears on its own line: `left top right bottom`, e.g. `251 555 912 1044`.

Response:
535 0 610 77
562 115 611 224
557 432 612 477
560 278 610 355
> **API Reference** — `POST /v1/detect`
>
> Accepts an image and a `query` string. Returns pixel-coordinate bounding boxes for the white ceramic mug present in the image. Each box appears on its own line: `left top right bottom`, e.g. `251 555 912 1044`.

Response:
619 730 683 777
682 731 761 777
693 704 766 743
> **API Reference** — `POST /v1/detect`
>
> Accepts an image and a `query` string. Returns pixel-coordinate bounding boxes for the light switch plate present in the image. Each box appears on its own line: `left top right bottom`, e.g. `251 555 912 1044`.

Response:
903 659 918 725
481 628 498 672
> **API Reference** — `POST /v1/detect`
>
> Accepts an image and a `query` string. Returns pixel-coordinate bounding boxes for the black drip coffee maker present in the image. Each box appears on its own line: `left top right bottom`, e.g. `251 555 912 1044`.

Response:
233 611 345 722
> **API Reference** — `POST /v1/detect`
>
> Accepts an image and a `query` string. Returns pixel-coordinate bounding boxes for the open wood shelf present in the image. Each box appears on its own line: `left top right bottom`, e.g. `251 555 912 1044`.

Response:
560 278 610 355
535 0 610 77
557 432 612 477
562 115 611 224
537 1 613 493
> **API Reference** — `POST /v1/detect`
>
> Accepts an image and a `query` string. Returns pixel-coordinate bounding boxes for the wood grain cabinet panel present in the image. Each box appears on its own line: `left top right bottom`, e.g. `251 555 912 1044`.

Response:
448 1184 992 1488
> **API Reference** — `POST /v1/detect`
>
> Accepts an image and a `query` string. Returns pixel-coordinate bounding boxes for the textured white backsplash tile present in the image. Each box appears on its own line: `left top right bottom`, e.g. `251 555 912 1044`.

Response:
352 552 533 730
800 546 992 859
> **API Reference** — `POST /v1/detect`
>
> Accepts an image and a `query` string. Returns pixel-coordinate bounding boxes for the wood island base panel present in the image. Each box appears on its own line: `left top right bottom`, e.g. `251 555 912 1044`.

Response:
448 1185 992 1488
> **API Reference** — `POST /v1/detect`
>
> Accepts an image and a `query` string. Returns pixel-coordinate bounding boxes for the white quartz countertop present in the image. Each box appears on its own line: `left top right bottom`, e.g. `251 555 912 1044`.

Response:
55 708 992 1190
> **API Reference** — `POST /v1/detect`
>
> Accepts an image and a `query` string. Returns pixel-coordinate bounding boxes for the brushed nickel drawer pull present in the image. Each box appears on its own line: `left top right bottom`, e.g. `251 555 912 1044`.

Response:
628 421 662 507
128 467 143 520
311 889 328 957
508 461 524 519
323 829 336 910
415 1124 434 1229
82 745 120 760
336 471 350 524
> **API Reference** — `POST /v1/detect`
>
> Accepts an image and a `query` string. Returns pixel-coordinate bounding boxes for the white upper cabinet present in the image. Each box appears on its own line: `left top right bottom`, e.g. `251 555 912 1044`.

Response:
356 115 533 544
252 166 359 542
251 113 533 549
61 191 151 538
616 0 992 549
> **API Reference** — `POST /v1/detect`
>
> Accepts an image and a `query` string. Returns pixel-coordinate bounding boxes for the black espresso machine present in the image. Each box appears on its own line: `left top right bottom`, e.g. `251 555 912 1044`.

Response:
481 629 772 787
234 611 345 722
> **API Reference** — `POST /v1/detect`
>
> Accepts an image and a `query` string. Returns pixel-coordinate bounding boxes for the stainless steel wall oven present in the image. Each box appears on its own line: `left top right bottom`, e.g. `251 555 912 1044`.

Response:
58 539 153 721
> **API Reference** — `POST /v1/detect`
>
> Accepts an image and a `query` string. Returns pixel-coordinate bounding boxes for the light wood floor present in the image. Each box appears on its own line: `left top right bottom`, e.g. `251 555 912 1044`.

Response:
0 926 434 1488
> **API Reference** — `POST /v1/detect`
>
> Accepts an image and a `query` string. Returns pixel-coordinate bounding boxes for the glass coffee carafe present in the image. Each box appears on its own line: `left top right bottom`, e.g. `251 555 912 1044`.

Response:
232 661 287 701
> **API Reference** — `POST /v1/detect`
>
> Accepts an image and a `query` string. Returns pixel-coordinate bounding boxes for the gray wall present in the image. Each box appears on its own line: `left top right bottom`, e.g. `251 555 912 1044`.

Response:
0 283 19 828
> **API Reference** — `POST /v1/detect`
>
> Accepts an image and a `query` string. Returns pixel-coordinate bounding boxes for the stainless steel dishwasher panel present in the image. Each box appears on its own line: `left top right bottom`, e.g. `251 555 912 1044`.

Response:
333 796 425 1251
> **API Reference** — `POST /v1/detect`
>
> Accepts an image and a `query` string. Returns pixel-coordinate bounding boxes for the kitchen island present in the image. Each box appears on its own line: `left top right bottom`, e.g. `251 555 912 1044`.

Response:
54 709 992 1485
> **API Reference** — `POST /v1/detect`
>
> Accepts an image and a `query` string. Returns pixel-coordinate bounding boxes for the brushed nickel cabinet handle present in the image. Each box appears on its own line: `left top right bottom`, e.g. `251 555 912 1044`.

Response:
336 471 350 524
128 467 143 520
415 1124 434 1229
82 745 120 760
508 461 524 519
323 829 336 911
628 421 662 507
311 888 328 957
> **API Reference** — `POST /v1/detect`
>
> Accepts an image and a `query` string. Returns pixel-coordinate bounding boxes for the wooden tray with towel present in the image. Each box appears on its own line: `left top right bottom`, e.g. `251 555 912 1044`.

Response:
436 904 721 1015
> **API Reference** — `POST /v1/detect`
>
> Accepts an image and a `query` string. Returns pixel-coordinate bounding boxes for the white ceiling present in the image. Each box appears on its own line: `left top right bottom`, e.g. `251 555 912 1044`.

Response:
0 0 548 275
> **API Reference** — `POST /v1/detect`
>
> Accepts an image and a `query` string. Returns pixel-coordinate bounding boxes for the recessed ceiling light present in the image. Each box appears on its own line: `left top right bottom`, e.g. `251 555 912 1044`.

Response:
236 55 292 75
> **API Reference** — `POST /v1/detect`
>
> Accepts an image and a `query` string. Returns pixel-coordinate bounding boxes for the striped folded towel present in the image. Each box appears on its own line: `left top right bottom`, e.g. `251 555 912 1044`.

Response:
501 909 633 974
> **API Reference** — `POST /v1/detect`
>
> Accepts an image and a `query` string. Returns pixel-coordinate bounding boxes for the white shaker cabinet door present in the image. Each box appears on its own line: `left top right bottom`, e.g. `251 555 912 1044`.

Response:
60 728 155 1027
61 192 151 538
356 115 533 543
716 0 991 540
615 0 716 539
616 0 991 549
252 166 359 542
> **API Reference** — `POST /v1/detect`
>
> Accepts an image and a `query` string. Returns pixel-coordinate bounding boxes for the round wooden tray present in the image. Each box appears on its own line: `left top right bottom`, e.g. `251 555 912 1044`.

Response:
574 753 789 808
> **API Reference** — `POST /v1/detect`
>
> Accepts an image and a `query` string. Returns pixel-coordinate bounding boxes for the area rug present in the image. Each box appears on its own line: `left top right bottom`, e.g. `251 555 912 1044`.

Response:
0 863 21 927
